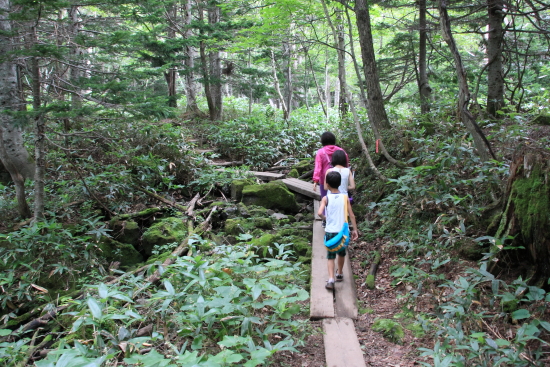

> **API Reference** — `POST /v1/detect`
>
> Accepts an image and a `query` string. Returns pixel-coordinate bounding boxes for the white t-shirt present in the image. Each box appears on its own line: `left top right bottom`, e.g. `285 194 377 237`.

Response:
327 167 351 195
325 192 348 233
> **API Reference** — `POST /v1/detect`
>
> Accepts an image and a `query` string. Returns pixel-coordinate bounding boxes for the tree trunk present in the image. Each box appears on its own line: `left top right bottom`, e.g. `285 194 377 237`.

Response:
183 0 200 114
438 0 496 162
270 49 289 120
68 6 82 113
321 0 348 116
486 0 505 117
0 0 33 218
491 147 550 286
31 26 45 220
283 41 294 116
164 3 177 108
418 0 432 114
353 0 392 131
207 4 222 121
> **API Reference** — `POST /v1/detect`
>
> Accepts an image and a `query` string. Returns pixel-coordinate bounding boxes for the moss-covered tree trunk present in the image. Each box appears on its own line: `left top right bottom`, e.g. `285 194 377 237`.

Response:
492 147 550 285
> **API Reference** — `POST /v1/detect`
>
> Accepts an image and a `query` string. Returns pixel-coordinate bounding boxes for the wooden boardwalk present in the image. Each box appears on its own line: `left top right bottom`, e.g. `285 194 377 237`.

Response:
281 178 321 200
310 200 364 366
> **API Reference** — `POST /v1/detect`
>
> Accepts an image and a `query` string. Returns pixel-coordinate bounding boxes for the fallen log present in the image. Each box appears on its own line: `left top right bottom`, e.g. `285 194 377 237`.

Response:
365 250 381 289
299 169 313 180
186 193 201 217
134 187 187 212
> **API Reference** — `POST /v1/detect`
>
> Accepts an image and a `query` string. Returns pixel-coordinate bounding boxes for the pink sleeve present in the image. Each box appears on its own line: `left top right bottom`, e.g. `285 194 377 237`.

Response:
313 148 323 183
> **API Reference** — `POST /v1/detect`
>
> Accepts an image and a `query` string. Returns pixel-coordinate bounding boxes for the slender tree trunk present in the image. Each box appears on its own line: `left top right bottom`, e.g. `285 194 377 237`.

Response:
31 26 45 220
321 0 348 116
439 0 496 162
486 0 505 117
283 41 294 115
344 6 406 168
163 4 177 108
68 6 82 114
270 50 289 120
207 4 222 120
418 0 432 114
353 0 392 131
182 0 200 114
0 0 32 218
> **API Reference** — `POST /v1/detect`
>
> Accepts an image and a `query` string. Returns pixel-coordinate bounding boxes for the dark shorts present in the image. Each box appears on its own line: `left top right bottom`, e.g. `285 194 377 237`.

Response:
325 232 347 259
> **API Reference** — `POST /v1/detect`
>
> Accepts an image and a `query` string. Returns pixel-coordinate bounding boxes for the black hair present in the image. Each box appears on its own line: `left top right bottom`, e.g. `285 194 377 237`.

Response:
320 132 336 146
326 171 341 189
331 150 347 167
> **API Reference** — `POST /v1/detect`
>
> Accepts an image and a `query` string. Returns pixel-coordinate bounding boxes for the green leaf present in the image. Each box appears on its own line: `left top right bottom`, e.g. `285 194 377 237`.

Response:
511 309 530 320
539 321 550 332
164 280 175 296
98 283 108 299
0 329 11 336
87 298 103 319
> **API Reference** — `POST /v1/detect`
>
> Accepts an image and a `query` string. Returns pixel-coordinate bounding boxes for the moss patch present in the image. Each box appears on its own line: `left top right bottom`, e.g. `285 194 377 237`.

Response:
242 180 299 213
98 237 144 267
293 159 313 174
287 168 299 178
231 179 255 201
141 217 187 256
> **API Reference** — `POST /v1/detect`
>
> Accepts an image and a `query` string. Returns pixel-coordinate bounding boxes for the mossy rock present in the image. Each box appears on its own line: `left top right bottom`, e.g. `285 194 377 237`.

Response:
277 227 311 240
287 168 299 178
237 202 251 218
110 220 140 246
98 237 143 267
242 180 299 213
224 218 255 235
249 234 278 256
502 299 519 313
231 179 255 201
457 238 487 260
365 274 375 289
253 217 273 230
141 217 187 256
531 114 550 126
285 236 311 258
248 206 268 218
293 159 313 174
372 319 405 344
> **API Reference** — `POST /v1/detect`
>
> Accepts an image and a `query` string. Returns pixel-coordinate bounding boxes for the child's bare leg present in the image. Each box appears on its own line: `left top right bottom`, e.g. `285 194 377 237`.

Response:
336 255 345 276
327 259 335 280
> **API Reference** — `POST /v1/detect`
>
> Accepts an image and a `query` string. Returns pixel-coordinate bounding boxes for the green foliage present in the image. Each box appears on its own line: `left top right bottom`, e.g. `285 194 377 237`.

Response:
372 319 405 344
0 218 107 320
30 239 311 366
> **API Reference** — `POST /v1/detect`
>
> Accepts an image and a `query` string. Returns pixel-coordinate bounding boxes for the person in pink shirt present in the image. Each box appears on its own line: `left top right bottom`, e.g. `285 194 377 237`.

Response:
312 132 349 200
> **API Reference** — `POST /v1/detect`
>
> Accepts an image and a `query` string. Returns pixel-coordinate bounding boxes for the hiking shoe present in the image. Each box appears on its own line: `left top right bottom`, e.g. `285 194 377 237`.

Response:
336 274 344 282
325 281 334 290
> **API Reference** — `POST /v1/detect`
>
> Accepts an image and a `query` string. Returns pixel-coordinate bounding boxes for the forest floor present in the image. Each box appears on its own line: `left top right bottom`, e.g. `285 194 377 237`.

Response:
271 236 440 367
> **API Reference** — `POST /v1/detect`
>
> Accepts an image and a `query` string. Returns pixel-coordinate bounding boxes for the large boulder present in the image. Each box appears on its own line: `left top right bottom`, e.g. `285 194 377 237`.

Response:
231 179 255 201
110 220 140 246
141 217 187 256
98 237 143 268
242 180 299 213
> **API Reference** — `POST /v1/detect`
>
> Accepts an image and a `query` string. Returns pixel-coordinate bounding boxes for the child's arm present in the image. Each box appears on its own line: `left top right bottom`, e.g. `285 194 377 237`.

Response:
348 169 356 191
318 197 327 221
347 198 359 241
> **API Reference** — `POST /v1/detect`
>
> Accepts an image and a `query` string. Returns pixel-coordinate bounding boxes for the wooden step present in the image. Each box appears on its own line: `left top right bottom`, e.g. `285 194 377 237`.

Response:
281 178 320 200
323 317 366 367
310 219 334 319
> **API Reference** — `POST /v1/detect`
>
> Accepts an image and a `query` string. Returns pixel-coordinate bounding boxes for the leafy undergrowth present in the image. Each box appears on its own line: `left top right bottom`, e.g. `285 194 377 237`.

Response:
349 114 550 366
0 240 313 366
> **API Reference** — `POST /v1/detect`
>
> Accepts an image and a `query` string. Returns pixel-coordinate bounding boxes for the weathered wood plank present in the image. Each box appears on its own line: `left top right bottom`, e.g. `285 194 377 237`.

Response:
281 178 321 200
314 199 321 221
310 220 334 319
251 171 285 181
335 247 358 319
323 317 366 367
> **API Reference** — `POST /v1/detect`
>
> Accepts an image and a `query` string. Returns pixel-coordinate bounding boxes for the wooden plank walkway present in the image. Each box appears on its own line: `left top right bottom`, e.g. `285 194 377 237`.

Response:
251 171 285 181
310 219 335 319
323 318 367 367
281 178 321 200
310 198 364 366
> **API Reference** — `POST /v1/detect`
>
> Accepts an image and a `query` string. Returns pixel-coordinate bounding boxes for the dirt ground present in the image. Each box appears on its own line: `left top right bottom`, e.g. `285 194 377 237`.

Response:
272 237 434 367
